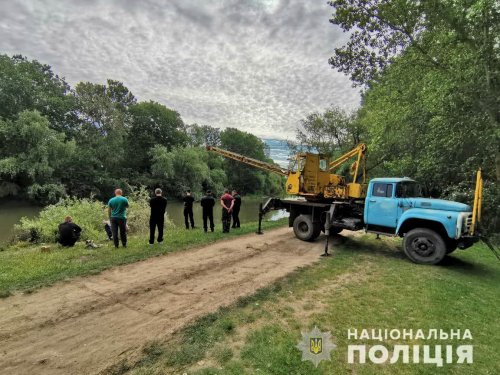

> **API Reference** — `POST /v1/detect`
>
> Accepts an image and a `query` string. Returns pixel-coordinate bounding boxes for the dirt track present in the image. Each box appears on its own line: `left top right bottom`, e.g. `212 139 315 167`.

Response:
0 227 325 375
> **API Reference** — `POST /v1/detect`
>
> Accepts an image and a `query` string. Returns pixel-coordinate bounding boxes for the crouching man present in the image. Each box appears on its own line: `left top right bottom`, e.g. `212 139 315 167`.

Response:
58 216 82 247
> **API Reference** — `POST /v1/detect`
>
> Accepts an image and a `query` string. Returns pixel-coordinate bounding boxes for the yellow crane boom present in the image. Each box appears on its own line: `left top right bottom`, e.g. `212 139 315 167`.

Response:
329 143 367 184
206 146 288 176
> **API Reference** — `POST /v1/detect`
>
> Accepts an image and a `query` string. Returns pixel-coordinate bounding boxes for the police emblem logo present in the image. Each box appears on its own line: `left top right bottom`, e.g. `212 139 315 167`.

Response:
296 326 336 367
310 337 322 354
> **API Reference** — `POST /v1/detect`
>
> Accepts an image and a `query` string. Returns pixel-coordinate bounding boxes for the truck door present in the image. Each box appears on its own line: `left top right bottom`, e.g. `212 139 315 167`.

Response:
366 183 398 232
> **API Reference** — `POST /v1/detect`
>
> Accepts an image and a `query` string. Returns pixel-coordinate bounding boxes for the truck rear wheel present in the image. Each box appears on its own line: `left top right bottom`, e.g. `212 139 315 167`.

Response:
403 228 447 265
293 215 320 241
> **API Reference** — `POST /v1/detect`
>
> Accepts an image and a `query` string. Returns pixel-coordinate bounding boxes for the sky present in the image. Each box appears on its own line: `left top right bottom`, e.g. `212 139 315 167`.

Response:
0 0 360 140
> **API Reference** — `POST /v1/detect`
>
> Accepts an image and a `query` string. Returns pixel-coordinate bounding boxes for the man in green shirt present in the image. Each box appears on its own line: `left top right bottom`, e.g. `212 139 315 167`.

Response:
107 188 129 248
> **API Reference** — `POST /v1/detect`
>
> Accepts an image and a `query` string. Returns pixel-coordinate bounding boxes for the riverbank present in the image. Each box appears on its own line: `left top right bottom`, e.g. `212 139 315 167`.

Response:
0 219 287 297
118 237 500 375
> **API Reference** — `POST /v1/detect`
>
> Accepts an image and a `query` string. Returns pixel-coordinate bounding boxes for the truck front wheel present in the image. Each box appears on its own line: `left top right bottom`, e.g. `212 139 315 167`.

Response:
293 215 320 241
403 228 447 265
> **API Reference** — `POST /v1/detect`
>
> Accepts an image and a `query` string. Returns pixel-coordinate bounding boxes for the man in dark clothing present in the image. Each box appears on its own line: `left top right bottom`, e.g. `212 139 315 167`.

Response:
231 190 241 228
149 188 168 244
183 190 195 229
220 189 234 233
200 190 216 232
58 216 82 247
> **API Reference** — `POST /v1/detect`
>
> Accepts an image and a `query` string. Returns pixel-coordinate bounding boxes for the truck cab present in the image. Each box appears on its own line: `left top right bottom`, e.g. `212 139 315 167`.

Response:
364 178 477 264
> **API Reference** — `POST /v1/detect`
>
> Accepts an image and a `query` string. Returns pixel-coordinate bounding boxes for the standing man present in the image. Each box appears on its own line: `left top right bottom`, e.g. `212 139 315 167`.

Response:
58 216 81 247
107 188 129 248
149 188 167 245
220 189 234 233
231 190 241 228
200 190 216 232
183 189 195 229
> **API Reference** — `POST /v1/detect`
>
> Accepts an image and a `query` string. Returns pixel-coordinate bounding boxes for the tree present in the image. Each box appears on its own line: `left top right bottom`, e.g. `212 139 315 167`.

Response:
0 110 75 203
296 106 365 157
127 101 188 172
0 54 77 134
74 80 136 175
150 146 226 197
186 124 221 147
329 0 500 180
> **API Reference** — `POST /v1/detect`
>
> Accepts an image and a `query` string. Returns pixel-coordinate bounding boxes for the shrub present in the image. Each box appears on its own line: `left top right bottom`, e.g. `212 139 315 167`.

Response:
13 187 174 244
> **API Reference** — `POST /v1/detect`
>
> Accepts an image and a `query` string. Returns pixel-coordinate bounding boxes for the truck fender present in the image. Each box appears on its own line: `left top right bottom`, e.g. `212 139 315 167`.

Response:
396 208 456 239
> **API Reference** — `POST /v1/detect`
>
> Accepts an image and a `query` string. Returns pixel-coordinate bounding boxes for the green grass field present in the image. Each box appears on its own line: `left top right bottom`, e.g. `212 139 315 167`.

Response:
0 219 287 297
117 234 500 375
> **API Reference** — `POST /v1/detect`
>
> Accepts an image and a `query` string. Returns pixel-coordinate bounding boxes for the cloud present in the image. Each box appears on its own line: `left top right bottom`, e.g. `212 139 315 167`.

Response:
0 0 360 139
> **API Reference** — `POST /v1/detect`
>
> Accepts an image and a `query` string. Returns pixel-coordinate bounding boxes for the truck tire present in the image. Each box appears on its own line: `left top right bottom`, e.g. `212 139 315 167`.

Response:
403 228 447 265
293 215 319 241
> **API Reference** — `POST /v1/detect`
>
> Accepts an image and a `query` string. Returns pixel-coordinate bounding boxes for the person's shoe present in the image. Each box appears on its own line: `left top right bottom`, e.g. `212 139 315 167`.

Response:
149 243 154 245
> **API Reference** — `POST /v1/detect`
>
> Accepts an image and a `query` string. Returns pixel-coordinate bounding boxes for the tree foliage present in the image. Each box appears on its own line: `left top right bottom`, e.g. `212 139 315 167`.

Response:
296 106 365 157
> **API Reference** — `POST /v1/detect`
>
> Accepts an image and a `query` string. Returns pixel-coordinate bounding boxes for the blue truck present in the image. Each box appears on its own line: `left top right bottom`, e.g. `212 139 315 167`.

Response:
261 175 481 265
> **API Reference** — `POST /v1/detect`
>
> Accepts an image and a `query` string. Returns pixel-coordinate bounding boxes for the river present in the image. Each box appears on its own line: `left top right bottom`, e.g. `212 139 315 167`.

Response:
0 198 287 245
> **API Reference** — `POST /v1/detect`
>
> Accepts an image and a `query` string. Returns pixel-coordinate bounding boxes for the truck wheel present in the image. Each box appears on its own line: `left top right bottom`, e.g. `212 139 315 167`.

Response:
293 215 318 241
329 226 343 235
403 228 447 265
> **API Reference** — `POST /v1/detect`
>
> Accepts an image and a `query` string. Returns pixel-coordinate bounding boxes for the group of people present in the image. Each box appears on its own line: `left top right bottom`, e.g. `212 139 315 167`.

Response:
57 188 243 248
183 189 241 233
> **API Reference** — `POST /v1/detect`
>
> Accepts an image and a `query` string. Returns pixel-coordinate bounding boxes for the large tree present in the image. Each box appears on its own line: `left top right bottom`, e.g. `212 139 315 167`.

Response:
0 55 77 134
296 106 365 157
329 0 499 178
127 101 188 172
0 110 75 202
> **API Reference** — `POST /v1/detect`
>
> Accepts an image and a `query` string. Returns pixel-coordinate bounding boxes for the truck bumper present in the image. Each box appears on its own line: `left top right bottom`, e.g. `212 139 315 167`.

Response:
457 236 479 250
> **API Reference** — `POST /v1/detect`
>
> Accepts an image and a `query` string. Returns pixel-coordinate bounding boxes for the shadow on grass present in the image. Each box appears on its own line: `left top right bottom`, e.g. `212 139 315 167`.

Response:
325 233 498 279
322 234 407 261
438 254 499 278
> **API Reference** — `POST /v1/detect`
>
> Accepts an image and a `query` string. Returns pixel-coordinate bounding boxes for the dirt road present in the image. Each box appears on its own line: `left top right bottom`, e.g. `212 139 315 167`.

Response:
0 227 324 374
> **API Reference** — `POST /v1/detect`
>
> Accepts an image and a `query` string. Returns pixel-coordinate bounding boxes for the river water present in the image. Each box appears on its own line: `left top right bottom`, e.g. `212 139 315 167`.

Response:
0 198 287 244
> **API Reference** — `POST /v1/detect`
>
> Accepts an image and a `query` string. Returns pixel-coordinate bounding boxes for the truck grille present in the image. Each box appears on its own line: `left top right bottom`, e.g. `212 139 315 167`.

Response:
464 214 473 234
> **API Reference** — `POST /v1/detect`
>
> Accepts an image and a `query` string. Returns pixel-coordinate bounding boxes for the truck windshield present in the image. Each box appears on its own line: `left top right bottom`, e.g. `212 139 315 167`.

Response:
396 181 423 198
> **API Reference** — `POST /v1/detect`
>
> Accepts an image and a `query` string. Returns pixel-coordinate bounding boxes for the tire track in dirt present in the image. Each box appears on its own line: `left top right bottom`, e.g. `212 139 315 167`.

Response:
0 227 325 375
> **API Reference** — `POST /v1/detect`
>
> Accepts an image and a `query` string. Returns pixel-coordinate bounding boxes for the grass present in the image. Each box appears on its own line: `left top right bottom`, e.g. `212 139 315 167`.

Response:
121 235 500 375
0 219 287 296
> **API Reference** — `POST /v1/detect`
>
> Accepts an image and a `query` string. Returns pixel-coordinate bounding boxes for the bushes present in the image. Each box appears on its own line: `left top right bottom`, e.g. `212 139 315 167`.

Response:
13 187 173 244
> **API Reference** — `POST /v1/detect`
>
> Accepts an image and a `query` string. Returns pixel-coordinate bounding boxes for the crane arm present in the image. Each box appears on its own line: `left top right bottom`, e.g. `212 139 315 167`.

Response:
206 146 288 176
329 143 367 184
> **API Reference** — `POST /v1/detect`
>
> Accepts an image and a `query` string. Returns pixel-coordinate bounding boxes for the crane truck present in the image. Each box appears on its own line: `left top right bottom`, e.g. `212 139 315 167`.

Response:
207 145 487 265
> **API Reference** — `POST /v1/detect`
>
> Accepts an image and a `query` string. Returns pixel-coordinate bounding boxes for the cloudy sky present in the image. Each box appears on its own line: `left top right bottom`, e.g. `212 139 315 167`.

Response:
0 0 360 139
